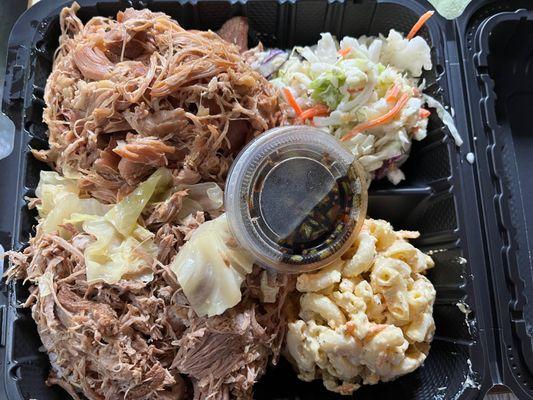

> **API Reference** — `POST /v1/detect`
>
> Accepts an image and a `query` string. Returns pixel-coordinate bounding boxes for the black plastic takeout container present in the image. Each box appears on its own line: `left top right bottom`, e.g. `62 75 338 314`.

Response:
0 0 532 399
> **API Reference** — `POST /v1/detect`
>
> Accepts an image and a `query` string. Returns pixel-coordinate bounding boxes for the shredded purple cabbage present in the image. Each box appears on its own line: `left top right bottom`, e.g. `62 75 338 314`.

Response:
261 49 285 65
374 154 406 180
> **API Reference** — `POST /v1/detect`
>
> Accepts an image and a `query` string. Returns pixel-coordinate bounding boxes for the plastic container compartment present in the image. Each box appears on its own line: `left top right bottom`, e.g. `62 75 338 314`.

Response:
0 0 501 399
458 1 533 398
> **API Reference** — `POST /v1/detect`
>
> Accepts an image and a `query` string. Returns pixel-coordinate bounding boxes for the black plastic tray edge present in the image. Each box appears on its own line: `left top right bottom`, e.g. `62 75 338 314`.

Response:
410 2 499 399
0 0 498 399
426 5 497 399
427 8 499 400
456 3 533 399
476 9 533 395
461 2 533 396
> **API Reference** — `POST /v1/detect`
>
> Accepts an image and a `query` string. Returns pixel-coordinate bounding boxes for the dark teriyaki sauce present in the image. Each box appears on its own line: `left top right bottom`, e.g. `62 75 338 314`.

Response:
247 149 363 266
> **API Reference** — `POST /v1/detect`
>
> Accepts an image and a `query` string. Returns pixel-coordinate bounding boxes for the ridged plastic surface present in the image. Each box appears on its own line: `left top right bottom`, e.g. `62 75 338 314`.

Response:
458 1 533 398
0 0 512 399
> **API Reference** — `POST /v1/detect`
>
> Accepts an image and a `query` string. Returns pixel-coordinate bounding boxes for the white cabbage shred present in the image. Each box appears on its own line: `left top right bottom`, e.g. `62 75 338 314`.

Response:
424 94 464 146
271 30 462 184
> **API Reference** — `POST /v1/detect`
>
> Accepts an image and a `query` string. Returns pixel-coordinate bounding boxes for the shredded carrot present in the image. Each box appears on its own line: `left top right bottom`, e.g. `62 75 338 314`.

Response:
341 93 410 141
386 84 400 103
419 108 431 118
283 87 302 116
347 87 363 95
406 11 434 40
298 104 330 122
338 47 352 57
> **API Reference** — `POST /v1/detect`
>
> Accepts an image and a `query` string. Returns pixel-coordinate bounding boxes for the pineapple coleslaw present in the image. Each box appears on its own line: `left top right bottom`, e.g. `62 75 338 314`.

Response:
267 12 462 185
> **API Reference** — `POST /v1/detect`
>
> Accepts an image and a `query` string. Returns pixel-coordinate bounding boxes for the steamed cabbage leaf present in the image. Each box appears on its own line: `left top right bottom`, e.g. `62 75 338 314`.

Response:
58 169 172 284
174 182 224 220
105 168 173 236
170 214 255 317
78 169 172 283
82 219 157 283
34 167 226 286
36 171 78 215
35 171 110 235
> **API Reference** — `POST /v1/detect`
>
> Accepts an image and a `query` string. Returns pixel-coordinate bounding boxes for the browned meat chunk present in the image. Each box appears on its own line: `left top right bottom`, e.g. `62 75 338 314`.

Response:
217 16 249 52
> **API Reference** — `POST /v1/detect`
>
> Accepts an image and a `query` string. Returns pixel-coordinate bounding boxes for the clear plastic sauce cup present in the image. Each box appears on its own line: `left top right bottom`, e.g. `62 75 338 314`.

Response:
225 126 368 273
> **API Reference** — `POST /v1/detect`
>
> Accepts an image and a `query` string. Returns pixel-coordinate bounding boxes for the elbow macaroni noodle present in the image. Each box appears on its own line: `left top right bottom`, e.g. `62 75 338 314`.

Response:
285 219 436 395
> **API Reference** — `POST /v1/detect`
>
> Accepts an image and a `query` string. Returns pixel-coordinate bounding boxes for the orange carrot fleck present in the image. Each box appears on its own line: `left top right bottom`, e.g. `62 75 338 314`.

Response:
283 87 302 116
386 84 400 103
407 11 435 40
342 93 410 141
338 47 352 57
419 108 431 118
298 104 330 122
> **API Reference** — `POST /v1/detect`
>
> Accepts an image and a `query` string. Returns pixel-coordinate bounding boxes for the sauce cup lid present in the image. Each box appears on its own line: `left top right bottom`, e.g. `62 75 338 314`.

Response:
225 126 367 273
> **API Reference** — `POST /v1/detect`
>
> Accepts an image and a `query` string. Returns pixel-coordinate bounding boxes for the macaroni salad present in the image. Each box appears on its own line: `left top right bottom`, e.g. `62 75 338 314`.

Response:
286 219 436 394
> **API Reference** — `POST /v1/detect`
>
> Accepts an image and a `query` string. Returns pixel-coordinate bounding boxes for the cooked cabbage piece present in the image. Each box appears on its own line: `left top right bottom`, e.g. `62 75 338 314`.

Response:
76 169 173 283
81 218 158 284
35 168 228 285
163 181 224 221
35 171 110 235
170 214 255 317
105 168 173 236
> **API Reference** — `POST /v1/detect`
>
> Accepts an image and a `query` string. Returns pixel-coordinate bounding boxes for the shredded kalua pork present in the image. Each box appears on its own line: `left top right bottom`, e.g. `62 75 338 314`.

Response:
37 4 282 203
5 5 290 400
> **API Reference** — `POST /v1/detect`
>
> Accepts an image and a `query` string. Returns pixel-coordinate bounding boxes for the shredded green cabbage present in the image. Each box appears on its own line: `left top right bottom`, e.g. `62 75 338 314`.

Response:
428 0 471 19
310 70 346 109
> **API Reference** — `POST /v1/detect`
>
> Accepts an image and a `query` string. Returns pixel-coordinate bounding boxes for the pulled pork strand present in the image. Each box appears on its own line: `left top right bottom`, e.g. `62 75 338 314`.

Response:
173 270 292 400
41 3 283 203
